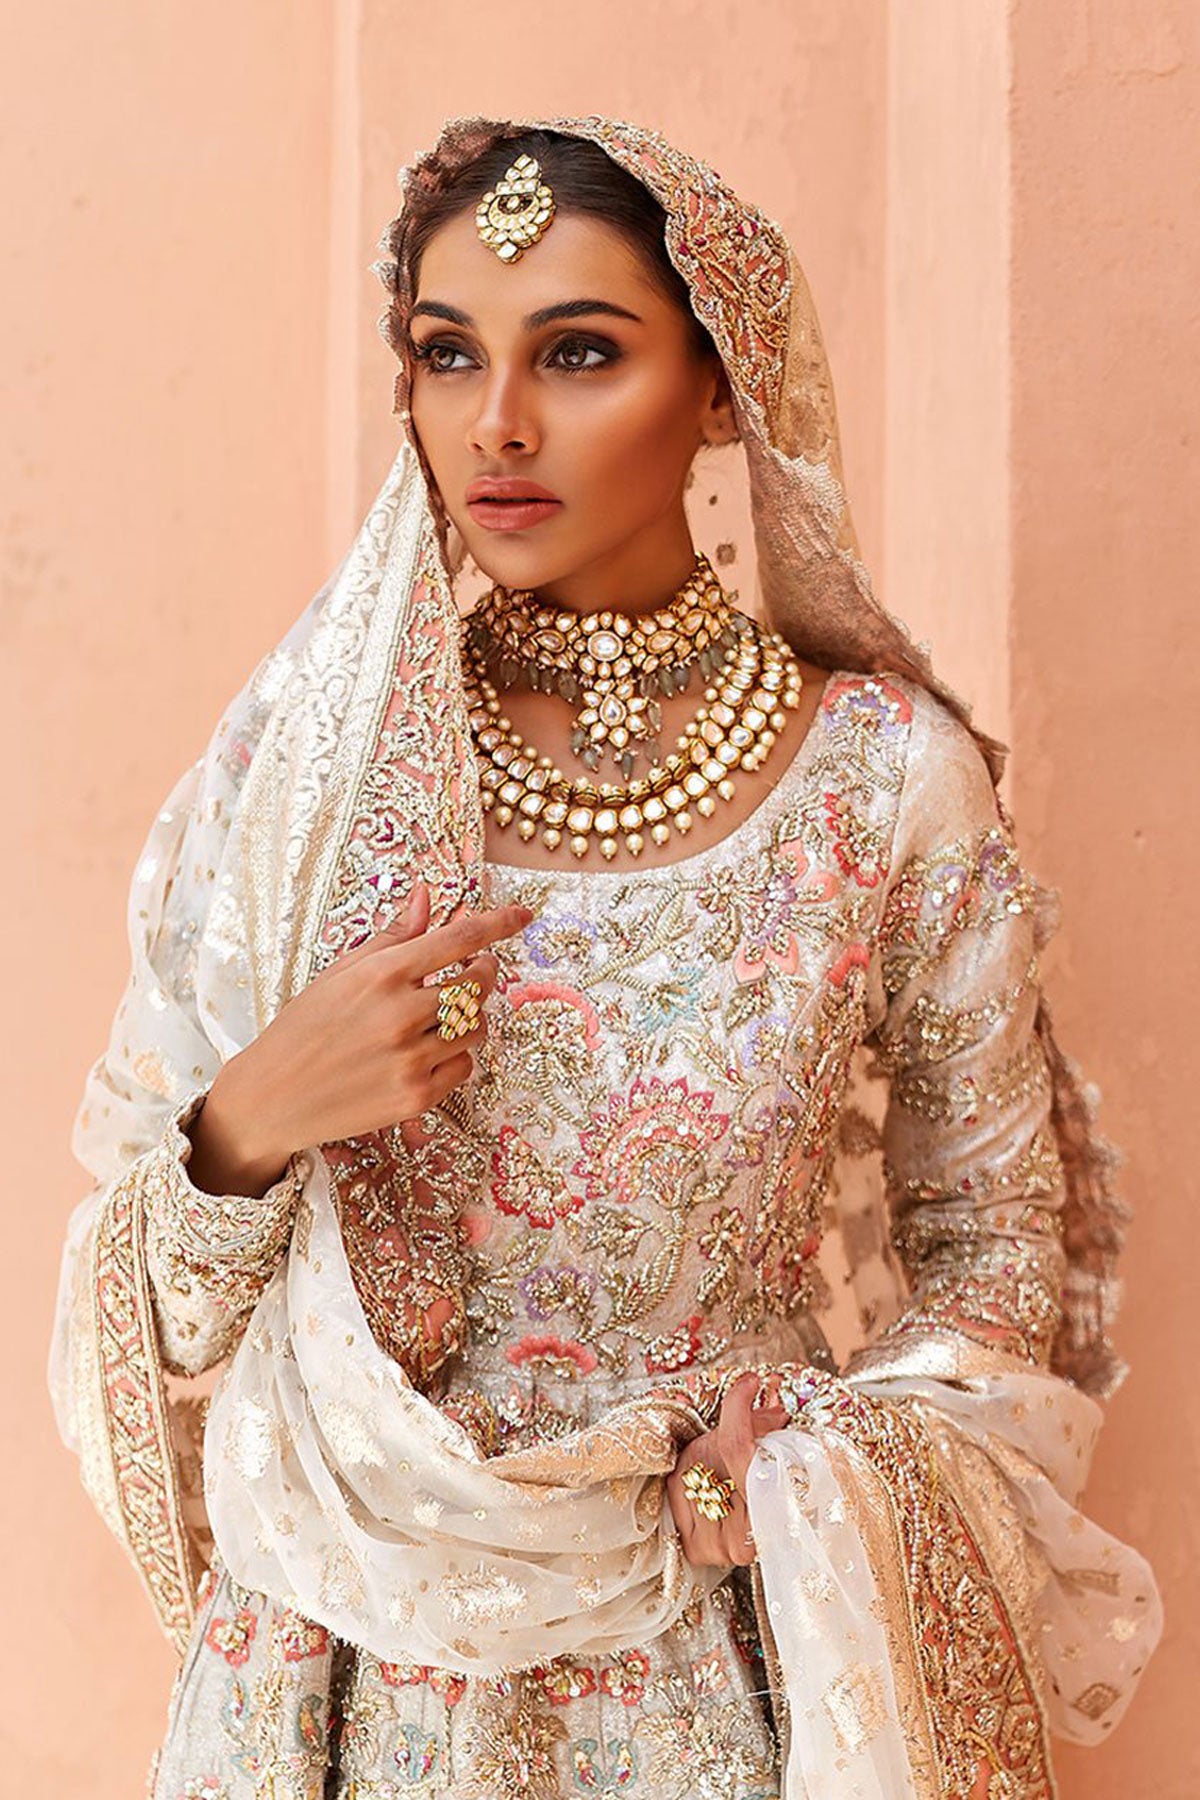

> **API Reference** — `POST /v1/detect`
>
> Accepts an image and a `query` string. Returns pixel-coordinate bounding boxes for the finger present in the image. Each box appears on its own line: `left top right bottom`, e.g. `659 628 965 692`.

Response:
722 1495 757 1568
327 880 431 972
423 1047 475 1103
717 1373 763 1491
401 903 534 983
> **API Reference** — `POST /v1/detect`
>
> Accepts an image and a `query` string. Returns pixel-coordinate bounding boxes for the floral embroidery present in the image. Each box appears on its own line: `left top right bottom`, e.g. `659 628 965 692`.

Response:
731 838 841 982
502 978 604 1098
822 674 913 734
519 1262 599 1321
492 1126 584 1229
824 792 888 888
599 1649 652 1706
689 1650 730 1698
507 1333 599 1379
572 1077 729 1209
378 1660 468 1706
204 1609 257 1667
631 963 706 1035
278 1612 329 1662
533 1660 600 1706
634 1682 777 1799
525 911 599 969
461 1673 569 1800
644 1314 706 1375
394 1722 442 1784
570 1735 640 1793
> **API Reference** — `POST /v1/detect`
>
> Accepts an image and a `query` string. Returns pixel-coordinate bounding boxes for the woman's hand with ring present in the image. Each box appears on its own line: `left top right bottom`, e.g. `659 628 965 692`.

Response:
185 876 534 1193
665 1371 791 1568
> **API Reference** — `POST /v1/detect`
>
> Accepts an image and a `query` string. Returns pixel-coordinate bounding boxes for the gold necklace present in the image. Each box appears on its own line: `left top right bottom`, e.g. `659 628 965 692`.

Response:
462 588 804 861
465 552 739 781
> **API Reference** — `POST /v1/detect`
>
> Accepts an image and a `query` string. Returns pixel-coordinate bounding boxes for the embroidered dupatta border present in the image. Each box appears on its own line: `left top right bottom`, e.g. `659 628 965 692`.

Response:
88 1159 205 1654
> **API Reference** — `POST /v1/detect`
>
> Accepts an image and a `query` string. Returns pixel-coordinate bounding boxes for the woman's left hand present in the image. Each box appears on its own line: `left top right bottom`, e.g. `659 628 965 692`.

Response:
666 1370 792 1568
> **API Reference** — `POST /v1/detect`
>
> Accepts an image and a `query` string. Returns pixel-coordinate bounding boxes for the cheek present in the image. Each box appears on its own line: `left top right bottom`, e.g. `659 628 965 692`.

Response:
568 375 700 498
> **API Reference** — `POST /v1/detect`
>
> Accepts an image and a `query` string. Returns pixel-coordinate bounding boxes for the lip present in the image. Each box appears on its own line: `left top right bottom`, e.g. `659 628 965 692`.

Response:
466 477 561 502
466 498 562 532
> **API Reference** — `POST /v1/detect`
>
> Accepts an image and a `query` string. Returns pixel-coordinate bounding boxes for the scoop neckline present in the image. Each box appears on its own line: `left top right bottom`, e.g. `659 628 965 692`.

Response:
482 670 840 886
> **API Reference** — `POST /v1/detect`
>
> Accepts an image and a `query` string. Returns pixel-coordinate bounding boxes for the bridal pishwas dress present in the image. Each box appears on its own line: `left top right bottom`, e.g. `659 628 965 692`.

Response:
124 670 1154 1800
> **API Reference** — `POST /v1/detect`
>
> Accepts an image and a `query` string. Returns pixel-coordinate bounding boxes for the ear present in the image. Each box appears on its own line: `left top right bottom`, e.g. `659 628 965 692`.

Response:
698 358 739 447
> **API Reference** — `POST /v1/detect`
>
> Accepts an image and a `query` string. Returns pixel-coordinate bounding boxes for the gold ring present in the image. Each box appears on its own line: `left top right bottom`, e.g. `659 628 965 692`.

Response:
435 977 483 1043
680 1460 736 1523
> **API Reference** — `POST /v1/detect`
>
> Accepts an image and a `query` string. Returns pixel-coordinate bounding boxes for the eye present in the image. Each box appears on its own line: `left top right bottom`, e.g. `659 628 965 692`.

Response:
411 338 474 375
549 335 618 373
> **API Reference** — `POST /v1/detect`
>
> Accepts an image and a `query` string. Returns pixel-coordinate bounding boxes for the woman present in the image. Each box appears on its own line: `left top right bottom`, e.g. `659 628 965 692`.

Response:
50 115 1162 1799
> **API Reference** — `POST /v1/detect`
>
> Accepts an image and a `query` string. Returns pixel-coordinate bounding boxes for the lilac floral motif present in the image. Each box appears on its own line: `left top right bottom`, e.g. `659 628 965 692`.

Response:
977 828 1027 909
524 911 599 969
519 1263 598 1321
821 673 914 734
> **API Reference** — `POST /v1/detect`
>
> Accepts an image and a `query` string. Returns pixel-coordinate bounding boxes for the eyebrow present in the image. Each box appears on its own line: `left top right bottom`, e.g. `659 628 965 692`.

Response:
409 298 644 330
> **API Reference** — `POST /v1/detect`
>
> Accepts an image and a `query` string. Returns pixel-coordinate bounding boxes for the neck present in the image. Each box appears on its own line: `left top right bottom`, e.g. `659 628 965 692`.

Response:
510 519 705 619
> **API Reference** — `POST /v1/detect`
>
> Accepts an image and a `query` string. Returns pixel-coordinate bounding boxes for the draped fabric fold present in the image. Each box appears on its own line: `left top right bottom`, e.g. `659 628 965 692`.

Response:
50 114 1160 1797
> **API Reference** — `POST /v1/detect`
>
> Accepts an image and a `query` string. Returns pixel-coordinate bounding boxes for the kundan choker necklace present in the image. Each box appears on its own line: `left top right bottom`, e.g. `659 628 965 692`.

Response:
465 552 740 779
461 556 805 861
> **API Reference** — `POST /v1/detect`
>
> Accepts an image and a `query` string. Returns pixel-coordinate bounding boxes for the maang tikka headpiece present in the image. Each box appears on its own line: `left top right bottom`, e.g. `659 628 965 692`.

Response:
475 152 556 262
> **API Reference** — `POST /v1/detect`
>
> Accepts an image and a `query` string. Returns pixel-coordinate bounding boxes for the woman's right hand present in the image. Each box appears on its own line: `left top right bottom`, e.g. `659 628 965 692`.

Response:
185 878 533 1194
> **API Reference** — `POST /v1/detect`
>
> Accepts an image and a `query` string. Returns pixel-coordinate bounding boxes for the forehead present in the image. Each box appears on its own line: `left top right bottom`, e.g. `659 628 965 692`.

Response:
412 208 665 321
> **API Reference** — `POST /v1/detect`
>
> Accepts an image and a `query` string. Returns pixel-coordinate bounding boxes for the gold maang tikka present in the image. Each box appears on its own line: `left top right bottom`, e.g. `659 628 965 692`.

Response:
475 154 556 263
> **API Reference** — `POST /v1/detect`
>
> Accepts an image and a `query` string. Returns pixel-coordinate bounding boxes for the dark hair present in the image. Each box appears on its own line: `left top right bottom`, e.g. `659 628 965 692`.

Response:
379 128 719 367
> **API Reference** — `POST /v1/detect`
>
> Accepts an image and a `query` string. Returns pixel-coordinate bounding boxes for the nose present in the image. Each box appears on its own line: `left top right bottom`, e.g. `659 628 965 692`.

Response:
468 364 540 459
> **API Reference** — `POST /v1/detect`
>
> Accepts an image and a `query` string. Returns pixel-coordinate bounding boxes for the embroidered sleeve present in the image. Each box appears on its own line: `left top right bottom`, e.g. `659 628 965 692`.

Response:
142 1087 304 1376
844 698 1068 1376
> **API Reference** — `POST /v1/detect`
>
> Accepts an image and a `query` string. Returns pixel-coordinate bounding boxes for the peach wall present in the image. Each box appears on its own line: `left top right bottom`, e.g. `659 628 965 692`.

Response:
1008 4 1198 1793
5 2 1189 1793
2 5 337 1794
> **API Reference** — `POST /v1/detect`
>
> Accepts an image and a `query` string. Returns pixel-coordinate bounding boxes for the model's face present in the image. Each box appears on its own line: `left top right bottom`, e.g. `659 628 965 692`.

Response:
407 208 734 609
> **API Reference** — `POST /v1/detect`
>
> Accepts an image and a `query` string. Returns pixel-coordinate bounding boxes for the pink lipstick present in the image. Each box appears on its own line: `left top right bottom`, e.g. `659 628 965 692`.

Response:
465 476 562 533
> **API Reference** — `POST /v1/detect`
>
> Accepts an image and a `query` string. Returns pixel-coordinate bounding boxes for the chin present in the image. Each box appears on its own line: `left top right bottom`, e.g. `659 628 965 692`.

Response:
461 534 582 595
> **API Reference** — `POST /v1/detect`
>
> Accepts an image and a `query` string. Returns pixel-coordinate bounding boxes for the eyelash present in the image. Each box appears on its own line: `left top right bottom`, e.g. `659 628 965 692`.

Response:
410 334 619 376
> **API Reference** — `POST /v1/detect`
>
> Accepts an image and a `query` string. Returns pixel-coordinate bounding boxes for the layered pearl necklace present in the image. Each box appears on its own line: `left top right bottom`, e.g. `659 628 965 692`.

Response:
462 552 804 861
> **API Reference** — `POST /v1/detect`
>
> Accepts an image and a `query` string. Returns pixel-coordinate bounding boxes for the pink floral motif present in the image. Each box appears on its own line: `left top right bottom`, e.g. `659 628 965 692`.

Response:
572 1076 729 1208
829 941 870 987
824 793 888 888
204 1609 257 1667
532 1660 599 1705
644 1314 705 1374
491 1125 584 1229
507 979 602 1048
278 1612 330 1662
378 1661 467 1706
507 1333 599 1379
732 837 840 983
599 1648 652 1706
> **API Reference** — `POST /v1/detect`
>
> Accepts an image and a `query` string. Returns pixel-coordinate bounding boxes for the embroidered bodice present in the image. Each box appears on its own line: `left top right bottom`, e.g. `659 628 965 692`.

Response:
254 668 1065 1473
